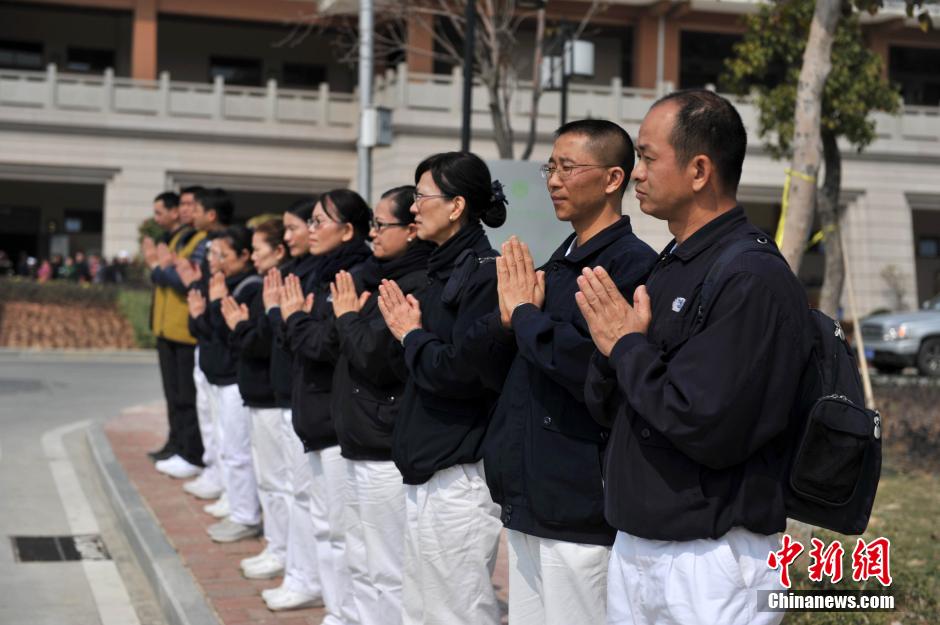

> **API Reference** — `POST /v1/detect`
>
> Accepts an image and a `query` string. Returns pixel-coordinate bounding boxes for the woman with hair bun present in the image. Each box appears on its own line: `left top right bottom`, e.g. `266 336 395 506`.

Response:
377 151 507 625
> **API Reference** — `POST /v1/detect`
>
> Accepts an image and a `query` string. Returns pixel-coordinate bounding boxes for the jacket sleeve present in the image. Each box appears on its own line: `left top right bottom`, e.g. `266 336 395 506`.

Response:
462 311 516 392
334 307 404 386
605 271 804 470
284 307 340 364
584 350 625 428
188 310 213 341
402 271 499 399
151 265 187 294
230 297 271 358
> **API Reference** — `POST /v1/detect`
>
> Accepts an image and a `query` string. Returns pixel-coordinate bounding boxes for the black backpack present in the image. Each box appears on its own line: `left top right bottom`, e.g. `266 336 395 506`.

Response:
698 235 882 535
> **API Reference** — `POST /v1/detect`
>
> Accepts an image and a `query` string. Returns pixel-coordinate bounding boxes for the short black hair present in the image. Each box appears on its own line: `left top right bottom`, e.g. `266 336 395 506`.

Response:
414 152 506 228
381 185 417 224
652 89 747 194
320 189 371 239
180 185 204 197
154 191 180 208
555 119 635 196
218 224 254 259
195 188 234 225
285 196 318 222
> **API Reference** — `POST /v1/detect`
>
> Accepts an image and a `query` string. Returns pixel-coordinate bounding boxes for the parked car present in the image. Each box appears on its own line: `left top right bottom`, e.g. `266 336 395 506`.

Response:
861 295 940 376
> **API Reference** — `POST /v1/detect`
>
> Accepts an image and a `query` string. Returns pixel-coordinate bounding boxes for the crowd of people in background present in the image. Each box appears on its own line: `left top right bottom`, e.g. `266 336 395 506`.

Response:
0 248 134 284
140 88 807 625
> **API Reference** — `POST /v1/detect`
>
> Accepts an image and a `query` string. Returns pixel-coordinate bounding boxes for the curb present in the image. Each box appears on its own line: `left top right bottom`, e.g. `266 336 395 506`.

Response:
0 348 157 363
86 423 220 625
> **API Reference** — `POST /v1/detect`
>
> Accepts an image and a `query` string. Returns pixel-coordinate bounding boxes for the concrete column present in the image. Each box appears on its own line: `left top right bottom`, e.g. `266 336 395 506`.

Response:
633 16 659 89
131 0 157 81
102 167 165 259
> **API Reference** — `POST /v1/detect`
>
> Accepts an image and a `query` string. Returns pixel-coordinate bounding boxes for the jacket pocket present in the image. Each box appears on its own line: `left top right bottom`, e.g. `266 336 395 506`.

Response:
629 415 707 508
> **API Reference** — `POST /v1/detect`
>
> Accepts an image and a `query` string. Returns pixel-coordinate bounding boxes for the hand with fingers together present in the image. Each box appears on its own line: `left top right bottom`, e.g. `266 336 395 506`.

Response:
331 270 371 318
208 271 228 302
377 279 422 342
176 257 201 288
263 267 283 312
187 288 207 318
156 243 175 269
281 273 313 318
220 295 250 331
575 266 652 357
496 235 546 329
141 237 159 268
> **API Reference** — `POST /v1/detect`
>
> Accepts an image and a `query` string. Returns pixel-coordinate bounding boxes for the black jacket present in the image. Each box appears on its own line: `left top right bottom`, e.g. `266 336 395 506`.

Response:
285 241 371 451
475 217 657 546
229 286 279 409
190 271 261 387
332 242 434 461
392 223 501 485
267 255 321 408
585 207 811 541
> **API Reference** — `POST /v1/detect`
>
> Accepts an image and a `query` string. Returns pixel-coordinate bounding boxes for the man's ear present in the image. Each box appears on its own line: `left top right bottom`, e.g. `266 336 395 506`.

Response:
605 167 626 196
690 155 713 193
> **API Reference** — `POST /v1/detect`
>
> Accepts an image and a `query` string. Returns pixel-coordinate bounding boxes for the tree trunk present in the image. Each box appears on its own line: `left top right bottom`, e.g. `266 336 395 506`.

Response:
520 6 546 161
488 80 515 159
779 0 841 275
817 130 844 318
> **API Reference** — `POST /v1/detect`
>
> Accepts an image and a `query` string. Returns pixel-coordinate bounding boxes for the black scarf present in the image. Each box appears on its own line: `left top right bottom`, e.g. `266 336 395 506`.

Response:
359 240 434 290
312 239 372 288
427 222 489 277
282 253 323 293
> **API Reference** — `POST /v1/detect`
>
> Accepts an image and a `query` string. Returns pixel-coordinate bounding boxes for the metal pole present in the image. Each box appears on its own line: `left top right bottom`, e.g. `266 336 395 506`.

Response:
561 38 570 125
357 0 374 201
461 0 476 151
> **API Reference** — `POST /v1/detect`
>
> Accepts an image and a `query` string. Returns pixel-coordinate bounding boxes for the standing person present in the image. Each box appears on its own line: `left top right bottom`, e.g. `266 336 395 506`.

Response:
169 189 233 490
189 225 263 543
331 186 433 625
472 120 657 625
575 90 810 625
221 219 289 578
259 198 326 611
147 190 207 475
377 152 506 625
280 190 372 625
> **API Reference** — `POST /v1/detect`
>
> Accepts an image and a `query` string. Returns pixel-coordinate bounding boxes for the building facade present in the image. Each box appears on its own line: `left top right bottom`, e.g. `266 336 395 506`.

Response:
0 0 938 315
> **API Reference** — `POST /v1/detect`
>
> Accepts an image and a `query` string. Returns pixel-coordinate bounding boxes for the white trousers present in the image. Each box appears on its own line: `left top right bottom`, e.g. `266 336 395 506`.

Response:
607 528 785 625
193 357 221 488
508 529 610 625
250 406 290 558
345 459 406 625
402 461 502 625
280 410 322 596
215 384 260 526
308 445 359 625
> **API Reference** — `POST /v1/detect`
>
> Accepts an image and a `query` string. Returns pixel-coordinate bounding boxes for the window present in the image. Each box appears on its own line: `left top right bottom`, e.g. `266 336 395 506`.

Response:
66 47 115 74
679 31 742 90
64 209 103 234
0 40 43 70
209 56 263 87
282 62 327 89
889 46 940 106
620 28 635 86
918 237 940 258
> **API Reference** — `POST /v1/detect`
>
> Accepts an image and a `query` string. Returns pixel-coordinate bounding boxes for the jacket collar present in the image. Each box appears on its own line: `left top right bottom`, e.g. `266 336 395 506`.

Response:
668 206 747 262
548 215 635 266
427 222 492 279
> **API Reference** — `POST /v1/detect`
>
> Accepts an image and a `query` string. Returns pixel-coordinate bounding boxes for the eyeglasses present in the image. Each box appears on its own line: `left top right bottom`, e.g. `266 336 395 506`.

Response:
306 217 341 230
370 218 407 233
413 192 452 205
539 163 615 180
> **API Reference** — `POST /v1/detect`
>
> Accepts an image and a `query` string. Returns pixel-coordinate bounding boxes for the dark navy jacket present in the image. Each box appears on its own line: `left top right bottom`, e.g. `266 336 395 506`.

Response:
585 207 811 541
476 216 657 546
392 223 501 485
285 241 371 451
229 287 279 409
332 242 432 461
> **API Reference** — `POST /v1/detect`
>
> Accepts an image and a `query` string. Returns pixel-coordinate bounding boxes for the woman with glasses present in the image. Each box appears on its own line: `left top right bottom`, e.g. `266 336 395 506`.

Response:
329 185 434 625
377 152 507 625
281 189 372 625
256 198 327 611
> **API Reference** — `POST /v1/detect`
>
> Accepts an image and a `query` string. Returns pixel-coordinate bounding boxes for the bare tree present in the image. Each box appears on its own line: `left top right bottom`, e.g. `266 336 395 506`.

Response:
284 1 604 159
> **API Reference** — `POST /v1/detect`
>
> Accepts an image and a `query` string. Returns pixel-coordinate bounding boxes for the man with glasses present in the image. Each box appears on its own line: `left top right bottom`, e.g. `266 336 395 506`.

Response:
471 120 657 625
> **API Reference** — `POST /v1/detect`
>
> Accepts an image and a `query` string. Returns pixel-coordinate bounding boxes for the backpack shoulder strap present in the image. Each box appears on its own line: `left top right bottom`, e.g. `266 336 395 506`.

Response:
696 234 782 329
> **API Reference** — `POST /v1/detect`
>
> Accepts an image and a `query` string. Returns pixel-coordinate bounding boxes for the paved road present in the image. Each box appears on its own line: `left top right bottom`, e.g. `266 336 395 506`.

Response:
0 351 167 625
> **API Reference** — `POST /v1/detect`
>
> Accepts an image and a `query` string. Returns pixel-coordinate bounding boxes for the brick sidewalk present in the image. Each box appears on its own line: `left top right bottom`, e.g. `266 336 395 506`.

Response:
105 404 509 625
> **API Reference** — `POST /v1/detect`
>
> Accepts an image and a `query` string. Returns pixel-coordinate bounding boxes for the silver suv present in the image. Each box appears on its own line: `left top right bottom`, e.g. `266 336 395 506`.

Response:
861 295 940 376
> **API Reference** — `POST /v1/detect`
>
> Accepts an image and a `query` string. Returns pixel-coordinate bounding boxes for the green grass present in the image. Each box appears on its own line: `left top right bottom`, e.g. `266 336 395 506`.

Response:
783 454 940 624
116 289 155 349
